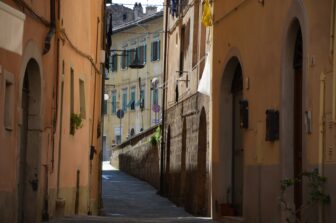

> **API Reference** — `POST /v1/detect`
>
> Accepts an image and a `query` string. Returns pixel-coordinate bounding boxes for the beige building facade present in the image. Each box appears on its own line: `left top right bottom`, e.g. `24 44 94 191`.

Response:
104 11 163 147
0 0 104 222
162 0 211 216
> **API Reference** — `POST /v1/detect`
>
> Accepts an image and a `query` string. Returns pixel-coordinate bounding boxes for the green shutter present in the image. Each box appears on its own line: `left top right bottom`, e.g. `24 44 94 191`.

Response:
144 45 147 64
151 42 154 61
158 41 161 60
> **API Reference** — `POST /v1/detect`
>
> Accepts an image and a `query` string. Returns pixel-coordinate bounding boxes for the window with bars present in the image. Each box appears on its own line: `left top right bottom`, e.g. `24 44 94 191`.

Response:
151 40 160 61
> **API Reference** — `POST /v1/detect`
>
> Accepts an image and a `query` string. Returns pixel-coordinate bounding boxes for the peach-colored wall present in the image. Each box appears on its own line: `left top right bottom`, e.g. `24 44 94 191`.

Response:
0 0 104 221
211 0 333 222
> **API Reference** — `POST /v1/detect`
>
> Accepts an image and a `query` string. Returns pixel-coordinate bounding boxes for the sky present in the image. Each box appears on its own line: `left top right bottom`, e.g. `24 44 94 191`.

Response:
111 0 164 11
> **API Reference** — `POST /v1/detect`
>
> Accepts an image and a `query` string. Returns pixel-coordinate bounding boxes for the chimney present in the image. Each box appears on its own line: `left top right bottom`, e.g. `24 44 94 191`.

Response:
146 6 157 15
133 2 144 20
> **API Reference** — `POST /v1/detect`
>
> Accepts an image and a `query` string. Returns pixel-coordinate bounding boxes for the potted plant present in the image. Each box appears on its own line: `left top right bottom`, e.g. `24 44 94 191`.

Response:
220 188 235 216
70 113 83 135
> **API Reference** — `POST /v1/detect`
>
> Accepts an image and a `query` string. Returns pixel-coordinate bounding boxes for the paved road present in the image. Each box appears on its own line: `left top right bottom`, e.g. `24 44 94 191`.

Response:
52 162 216 223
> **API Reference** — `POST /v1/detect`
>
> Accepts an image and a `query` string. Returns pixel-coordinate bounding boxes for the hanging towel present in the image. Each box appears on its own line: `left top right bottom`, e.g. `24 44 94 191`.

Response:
197 54 211 96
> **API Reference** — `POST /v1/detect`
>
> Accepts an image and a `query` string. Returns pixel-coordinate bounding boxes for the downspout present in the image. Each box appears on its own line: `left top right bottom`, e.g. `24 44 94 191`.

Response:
88 15 101 216
159 0 170 195
42 0 56 220
43 0 56 55
318 72 326 223
98 0 107 212
332 0 336 121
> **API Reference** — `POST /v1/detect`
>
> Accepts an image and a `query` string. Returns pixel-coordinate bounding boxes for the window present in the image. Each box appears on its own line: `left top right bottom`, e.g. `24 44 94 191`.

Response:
140 85 145 109
130 87 136 110
79 79 86 118
128 48 136 66
151 40 160 61
121 49 128 69
137 45 147 65
122 89 128 111
112 91 117 114
4 78 14 130
70 68 74 114
179 26 185 77
103 100 107 115
152 87 159 106
111 54 118 72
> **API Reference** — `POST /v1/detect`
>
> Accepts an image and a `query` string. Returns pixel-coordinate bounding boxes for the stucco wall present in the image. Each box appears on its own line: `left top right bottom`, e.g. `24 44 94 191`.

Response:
211 0 334 222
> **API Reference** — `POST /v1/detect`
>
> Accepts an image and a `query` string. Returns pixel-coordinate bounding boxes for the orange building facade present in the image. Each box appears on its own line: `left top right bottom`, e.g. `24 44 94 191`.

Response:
211 0 336 222
0 0 104 222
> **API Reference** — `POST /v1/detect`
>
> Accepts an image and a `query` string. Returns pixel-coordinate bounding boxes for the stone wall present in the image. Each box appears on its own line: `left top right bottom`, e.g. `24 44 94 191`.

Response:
164 93 210 217
111 126 161 189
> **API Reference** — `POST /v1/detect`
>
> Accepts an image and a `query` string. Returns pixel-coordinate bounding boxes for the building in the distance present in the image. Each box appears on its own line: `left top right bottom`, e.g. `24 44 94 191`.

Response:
104 8 163 148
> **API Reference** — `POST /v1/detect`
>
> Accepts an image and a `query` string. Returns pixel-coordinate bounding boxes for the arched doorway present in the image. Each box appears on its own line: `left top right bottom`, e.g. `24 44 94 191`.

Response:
231 63 243 216
196 107 208 216
281 19 304 219
293 25 303 217
280 18 305 218
165 126 171 196
220 57 244 216
18 59 42 223
180 119 187 206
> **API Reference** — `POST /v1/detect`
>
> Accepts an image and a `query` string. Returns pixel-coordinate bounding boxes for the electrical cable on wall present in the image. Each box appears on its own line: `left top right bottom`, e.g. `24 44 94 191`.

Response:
58 28 101 74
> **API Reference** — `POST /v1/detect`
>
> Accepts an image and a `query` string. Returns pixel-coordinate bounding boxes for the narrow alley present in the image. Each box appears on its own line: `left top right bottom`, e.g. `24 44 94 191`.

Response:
52 162 216 223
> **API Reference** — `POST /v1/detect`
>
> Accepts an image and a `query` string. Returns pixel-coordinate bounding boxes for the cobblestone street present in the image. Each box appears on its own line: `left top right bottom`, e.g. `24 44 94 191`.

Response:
51 162 216 223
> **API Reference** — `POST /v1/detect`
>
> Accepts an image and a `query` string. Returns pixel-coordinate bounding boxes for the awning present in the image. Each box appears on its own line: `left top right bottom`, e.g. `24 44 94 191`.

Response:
0 2 25 55
197 54 211 96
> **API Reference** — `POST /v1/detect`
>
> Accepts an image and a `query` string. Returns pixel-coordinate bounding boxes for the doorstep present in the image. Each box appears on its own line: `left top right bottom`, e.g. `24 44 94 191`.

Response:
220 216 245 223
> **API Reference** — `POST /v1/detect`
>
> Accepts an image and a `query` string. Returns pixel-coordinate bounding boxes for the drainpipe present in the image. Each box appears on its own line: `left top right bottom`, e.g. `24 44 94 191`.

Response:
159 0 169 195
318 72 326 223
332 0 336 121
43 0 56 55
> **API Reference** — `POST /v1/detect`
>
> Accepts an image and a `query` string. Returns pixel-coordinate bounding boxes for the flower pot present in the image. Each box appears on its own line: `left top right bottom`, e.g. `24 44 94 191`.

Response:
220 203 235 216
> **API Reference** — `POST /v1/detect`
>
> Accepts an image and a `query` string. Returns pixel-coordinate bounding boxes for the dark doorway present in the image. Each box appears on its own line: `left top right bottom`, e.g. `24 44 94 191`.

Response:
231 64 244 216
293 27 303 218
196 108 208 216
18 59 42 223
180 119 187 206
165 126 171 196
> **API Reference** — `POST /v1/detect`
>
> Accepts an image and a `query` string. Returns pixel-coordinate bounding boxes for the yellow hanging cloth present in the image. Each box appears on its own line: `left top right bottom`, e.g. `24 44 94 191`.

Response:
202 0 213 27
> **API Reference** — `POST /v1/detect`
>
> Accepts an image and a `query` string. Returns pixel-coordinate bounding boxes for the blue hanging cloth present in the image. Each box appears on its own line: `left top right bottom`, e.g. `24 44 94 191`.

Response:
170 0 179 18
